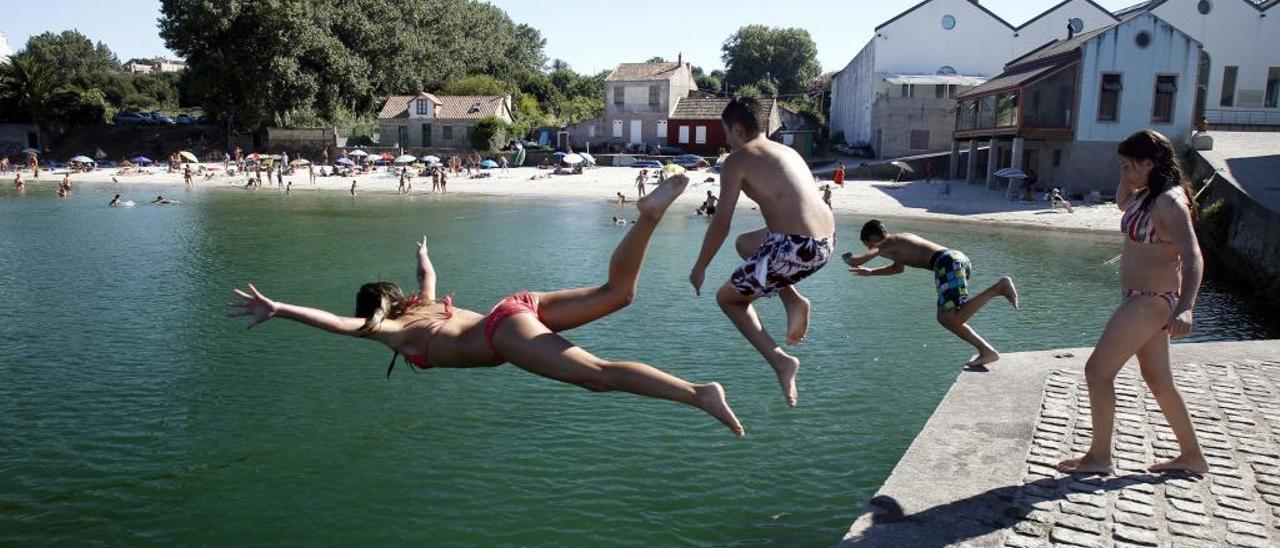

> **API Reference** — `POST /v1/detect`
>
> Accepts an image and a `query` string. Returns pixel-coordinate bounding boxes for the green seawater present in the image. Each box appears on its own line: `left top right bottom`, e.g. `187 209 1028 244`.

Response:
2 184 1275 546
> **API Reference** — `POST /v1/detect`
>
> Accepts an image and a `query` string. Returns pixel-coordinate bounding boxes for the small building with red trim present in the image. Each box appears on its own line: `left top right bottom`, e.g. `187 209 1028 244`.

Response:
950 12 1201 194
666 96 781 156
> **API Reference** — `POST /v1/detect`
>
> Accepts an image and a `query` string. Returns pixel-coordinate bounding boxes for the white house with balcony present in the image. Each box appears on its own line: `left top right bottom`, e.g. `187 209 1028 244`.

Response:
565 57 698 152
1117 0 1280 128
949 12 1202 194
828 0 1121 158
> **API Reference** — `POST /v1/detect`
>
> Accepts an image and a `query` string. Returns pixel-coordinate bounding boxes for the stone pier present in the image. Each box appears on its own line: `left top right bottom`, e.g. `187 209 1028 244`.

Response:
840 340 1280 547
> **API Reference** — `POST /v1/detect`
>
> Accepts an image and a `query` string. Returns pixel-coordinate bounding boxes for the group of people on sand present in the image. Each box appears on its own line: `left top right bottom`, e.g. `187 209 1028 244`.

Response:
228 98 1208 474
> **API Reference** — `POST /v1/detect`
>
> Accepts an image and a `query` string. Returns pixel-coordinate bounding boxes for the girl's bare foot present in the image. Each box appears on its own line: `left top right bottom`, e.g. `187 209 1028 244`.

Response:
636 175 688 217
1150 454 1209 474
1057 454 1113 475
966 351 1001 368
1001 277 1020 309
784 294 811 345
769 354 801 407
695 382 745 438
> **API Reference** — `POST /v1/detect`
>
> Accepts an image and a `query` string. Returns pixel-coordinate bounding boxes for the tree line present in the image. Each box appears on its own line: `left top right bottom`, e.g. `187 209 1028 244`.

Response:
2 0 827 144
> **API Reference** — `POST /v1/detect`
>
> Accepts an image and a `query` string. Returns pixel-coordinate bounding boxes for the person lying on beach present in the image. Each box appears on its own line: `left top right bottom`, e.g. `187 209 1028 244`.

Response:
1051 187 1075 213
228 176 744 437
843 220 1019 368
690 97 836 407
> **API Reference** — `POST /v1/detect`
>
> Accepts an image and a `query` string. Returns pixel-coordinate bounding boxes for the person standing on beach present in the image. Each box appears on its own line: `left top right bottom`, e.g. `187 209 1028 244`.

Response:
0 156 9 174
183 165 194 189
14 171 24 191
843 220 1019 368
440 169 448 193
350 180 357 196
833 162 845 188
635 170 648 199
1057 130 1208 475
822 185 832 209
286 181 292 195
690 97 836 407
308 163 315 185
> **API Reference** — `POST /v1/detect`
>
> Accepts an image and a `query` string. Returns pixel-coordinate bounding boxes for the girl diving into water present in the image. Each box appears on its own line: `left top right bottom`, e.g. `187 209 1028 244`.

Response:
228 175 744 437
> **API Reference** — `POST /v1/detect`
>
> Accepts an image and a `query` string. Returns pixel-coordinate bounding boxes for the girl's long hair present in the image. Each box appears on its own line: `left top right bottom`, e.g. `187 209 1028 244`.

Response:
353 282 418 336
1117 129 1196 215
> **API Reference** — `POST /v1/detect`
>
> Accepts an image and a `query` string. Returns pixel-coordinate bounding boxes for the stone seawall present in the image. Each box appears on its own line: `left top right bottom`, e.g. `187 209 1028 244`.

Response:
1190 151 1280 309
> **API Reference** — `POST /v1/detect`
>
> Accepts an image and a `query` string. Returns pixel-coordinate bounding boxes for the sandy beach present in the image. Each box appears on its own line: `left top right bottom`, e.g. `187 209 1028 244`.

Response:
43 164 1121 234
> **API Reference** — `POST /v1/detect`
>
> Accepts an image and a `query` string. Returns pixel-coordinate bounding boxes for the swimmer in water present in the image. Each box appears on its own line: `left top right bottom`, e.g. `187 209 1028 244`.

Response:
228 175 744 437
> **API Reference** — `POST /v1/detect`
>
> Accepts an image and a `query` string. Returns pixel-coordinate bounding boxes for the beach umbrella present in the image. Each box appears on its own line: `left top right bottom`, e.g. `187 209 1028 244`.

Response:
562 154 584 165
580 153 597 166
378 152 395 160
889 161 914 173
290 159 311 166
248 153 260 161
480 159 499 169
422 155 441 164
348 149 368 157
334 157 355 166
552 151 567 157
179 151 199 163
69 155 93 163
393 154 416 164
995 167 1028 179
132 156 153 165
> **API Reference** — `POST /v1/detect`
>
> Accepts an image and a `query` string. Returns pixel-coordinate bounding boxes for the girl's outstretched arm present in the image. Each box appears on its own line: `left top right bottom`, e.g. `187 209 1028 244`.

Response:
228 284 368 337
416 236 437 302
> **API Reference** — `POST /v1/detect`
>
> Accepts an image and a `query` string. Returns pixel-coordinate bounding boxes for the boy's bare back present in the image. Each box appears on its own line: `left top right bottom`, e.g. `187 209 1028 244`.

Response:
722 137 834 237
877 233 946 269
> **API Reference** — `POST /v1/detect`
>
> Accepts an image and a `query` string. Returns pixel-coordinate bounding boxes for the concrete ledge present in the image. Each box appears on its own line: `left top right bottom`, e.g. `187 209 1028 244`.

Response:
839 340 1280 547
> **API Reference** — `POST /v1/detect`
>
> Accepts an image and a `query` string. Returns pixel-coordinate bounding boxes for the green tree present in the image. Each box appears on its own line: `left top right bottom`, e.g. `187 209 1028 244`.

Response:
0 55 67 130
471 115 509 151
22 30 120 80
443 75 511 96
721 25 820 96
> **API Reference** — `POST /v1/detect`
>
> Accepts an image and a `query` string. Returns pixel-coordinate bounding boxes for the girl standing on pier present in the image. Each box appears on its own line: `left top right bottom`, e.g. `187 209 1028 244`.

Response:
1058 130 1208 475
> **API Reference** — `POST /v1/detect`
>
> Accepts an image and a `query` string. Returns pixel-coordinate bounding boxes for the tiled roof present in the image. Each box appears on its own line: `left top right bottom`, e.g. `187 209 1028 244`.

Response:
955 65 1060 99
378 92 442 119
671 97 776 120
606 62 684 82
1004 25 1112 70
435 96 509 120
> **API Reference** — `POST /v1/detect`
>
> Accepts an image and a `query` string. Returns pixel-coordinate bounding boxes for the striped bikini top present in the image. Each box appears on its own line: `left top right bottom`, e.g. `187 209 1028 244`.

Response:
1120 190 1167 244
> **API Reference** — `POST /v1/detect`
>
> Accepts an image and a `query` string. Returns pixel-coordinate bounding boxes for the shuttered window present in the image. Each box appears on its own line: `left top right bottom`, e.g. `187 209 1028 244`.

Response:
1098 74 1122 122
1152 75 1177 124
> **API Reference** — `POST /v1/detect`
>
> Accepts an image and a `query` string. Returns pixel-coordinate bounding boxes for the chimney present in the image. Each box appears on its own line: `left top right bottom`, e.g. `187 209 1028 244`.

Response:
1067 20 1075 40
677 52 682 66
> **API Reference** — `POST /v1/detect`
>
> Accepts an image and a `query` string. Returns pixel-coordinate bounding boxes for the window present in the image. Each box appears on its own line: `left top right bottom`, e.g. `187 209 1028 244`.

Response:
1135 31 1151 49
909 130 930 151
935 84 946 99
996 92 1019 127
900 84 914 98
678 126 690 144
416 100 430 115
1198 0 1212 15
656 120 667 138
942 15 956 30
1069 18 1084 33
648 86 660 106
1221 66 1238 107
612 120 624 138
937 65 957 75
1266 67 1279 108
397 126 409 146
613 87 624 105
1152 75 1178 124
1098 74 1122 122
782 133 795 146
695 126 707 144
949 85 959 98
1052 149 1062 168
442 125 453 140
422 123 432 146
587 124 596 138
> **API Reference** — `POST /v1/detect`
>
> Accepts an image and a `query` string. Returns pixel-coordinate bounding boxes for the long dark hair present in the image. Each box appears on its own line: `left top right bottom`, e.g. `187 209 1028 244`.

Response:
353 282 418 336
1117 129 1195 215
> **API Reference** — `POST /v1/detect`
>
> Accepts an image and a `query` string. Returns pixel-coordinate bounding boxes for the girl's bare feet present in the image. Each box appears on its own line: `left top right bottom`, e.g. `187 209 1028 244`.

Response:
1000 277 1020 309
1149 454 1209 474
966 351 1001 368
783 294 811 345
695 382 745 437
769 354 801 407
1057 454 1114 475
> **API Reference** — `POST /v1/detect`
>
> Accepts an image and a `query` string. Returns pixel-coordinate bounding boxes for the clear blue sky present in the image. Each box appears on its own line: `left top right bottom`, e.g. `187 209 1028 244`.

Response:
3 0 1138 71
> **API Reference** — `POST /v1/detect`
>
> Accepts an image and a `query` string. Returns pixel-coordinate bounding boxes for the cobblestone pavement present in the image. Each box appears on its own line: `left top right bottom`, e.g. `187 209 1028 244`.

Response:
1003 360 1280 548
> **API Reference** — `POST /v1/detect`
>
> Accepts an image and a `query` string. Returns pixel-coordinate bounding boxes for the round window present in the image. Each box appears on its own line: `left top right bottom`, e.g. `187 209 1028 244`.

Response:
1069 18 1084 33
937 66 957 75
942 15 956 30
1135 31 1152 48
1198 0 1212 14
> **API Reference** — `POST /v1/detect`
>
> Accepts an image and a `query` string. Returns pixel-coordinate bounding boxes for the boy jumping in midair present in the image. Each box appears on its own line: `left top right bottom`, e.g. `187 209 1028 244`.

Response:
844 220 1020 368
690 98 835 407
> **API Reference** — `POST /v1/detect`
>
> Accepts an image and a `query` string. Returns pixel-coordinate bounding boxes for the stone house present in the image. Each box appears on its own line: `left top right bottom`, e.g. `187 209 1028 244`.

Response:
565 57 698 150
378 93 514 150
